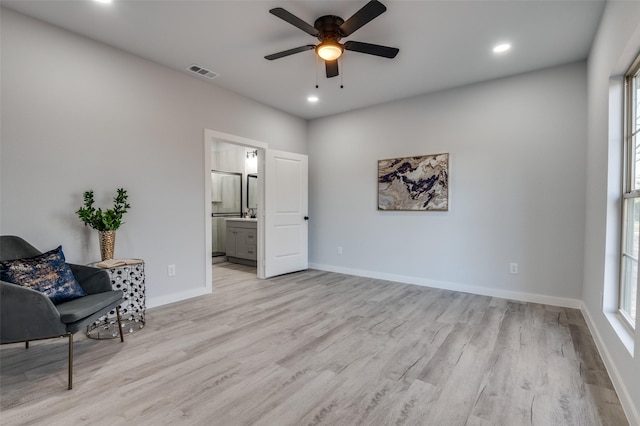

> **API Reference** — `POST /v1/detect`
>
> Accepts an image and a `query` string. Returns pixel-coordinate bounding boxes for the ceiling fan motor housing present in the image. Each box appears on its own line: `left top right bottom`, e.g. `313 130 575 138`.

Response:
314 16 345 43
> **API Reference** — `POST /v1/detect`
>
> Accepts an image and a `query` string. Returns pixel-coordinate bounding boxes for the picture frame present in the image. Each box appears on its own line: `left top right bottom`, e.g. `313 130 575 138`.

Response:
378 153 449 211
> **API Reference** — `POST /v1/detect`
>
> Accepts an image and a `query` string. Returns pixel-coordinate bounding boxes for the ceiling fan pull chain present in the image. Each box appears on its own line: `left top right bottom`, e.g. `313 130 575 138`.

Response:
340 58 344 89
315 55 319 89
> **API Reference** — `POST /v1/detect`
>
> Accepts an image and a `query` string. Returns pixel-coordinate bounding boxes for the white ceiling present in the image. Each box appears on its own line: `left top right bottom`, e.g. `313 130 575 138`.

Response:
2 0 605 120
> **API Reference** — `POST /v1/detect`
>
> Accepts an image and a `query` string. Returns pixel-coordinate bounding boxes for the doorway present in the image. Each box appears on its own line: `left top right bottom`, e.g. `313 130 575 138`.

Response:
204 129 309 290
204 130 267 287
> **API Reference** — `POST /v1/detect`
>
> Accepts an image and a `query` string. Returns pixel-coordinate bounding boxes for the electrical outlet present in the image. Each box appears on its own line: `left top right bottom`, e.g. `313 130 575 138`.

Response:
509 263 519 275
337 246 343 255
168 264 176 276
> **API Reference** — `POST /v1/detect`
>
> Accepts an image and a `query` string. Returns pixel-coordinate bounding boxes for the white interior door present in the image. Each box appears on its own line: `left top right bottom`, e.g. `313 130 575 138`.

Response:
264 149 308 278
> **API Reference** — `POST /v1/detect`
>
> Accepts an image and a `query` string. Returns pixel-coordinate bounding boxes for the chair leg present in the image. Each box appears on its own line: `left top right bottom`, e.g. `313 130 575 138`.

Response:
116 306 124 343
68 333 73 390
25 341 29 349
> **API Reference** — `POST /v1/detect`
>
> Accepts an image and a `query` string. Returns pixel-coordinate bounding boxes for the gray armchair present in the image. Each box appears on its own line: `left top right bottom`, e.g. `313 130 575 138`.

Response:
0 235 124 389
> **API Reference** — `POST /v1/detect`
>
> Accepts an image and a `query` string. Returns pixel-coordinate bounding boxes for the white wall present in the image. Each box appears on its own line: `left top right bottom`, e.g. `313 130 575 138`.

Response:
0 9 307 306
308 62 587 307
211 141 246 175
583 1 640 423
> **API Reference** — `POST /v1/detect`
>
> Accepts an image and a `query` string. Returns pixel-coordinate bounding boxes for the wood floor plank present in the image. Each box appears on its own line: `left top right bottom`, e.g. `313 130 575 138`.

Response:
0 263 628 425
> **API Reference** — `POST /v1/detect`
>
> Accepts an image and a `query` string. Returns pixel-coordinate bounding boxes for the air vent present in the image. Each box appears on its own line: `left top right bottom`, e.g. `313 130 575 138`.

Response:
186 64 219 80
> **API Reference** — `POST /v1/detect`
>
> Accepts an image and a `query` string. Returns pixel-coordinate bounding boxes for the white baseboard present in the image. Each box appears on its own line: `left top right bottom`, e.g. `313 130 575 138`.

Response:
146 287 211 309
309 263 582 309
580 305 640 426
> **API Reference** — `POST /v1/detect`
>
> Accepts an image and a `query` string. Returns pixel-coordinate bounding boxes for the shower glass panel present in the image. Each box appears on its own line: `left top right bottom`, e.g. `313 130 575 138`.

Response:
211 171 242 257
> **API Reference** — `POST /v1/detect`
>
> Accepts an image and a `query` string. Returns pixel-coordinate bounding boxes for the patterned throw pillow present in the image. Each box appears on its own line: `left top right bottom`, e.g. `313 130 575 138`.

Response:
0 246 87 304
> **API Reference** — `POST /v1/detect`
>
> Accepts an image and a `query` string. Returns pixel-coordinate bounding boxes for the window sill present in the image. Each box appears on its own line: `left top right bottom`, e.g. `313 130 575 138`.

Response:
605 312 635 356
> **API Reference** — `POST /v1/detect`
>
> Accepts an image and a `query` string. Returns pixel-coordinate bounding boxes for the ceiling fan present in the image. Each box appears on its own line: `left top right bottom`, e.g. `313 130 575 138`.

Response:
265 0 399 79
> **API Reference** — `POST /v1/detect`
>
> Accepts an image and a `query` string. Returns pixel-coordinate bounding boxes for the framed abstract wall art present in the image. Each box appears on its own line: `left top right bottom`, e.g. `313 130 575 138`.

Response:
378 153 449 211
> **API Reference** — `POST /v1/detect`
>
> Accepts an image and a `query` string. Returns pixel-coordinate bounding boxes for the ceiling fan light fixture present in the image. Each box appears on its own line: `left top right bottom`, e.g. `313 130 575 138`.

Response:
316 42 344 61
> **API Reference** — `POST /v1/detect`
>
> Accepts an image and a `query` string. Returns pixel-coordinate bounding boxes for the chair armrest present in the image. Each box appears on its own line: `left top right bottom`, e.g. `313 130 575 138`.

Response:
68 264 112 295
0 281 67 343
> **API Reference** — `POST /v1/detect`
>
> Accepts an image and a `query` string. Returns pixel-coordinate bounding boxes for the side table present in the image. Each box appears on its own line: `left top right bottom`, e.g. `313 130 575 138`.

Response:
86 260 146 339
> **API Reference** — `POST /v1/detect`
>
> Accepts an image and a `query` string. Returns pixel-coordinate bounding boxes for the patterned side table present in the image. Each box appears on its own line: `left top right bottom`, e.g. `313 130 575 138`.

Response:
86 260 146 339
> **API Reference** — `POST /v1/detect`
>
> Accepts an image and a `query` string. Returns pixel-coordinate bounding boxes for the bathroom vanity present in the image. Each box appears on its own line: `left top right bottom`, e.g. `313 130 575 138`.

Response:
226 218 257 266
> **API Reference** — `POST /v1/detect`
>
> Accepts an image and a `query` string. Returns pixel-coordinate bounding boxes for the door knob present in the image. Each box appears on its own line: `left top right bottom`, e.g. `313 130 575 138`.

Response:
304 216 309 220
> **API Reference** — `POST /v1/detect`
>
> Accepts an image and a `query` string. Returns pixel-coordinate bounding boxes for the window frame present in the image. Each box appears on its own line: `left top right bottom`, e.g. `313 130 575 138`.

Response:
619 54 640 330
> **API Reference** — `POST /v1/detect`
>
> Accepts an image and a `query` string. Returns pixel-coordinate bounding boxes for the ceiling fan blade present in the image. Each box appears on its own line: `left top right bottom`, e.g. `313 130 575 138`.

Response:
325 60 339 78
265 45 316 60
339 0 387 37
269 8 319 37
344 41 399 58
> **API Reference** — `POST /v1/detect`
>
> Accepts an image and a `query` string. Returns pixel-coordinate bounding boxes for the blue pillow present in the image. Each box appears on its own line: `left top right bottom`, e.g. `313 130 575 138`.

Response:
0 246 87 304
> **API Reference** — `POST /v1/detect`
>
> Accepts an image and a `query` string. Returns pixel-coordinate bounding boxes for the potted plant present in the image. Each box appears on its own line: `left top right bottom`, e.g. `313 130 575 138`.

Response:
76 188 131 260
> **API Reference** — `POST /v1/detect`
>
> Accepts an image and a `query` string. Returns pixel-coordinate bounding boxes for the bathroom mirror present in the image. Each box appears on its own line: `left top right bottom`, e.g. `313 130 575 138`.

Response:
211 171 242 214
247 174 258 212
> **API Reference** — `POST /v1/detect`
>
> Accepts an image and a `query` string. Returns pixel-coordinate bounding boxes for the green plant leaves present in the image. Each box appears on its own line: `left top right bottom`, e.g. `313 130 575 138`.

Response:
76 188 130 231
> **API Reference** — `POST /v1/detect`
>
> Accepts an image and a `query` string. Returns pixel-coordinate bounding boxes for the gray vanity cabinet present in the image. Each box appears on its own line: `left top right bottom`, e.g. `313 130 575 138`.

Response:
226 219 257 266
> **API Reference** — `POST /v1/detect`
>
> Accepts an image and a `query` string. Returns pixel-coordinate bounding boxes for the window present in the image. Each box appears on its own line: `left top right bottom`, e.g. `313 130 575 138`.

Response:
620 54 640 328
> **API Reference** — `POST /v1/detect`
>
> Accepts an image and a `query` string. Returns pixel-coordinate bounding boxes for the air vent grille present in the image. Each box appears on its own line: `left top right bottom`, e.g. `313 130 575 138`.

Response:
186 64 219 80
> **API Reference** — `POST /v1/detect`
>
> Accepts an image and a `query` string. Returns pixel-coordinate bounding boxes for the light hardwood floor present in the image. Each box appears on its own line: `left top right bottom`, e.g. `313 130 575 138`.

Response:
0 263 628 425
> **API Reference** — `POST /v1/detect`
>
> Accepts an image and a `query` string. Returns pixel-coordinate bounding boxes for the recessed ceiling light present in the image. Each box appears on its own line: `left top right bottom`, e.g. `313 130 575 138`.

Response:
493 43 511 54
307 96 319 103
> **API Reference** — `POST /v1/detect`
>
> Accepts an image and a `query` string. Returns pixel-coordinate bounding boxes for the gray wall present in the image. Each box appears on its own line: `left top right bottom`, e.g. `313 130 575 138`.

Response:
0 9 307 306
583 1 640 422
3 3 639 421
308 62 587 306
